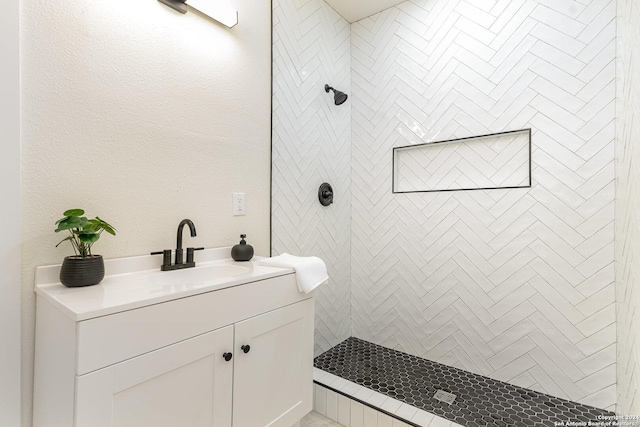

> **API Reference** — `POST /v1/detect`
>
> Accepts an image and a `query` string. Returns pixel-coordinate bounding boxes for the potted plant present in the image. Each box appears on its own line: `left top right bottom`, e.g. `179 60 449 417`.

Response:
55 209 116 287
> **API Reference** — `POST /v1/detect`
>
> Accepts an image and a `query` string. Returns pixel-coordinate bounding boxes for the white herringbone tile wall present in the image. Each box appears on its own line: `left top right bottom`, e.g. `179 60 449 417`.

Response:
615 0 640 416
350 0 616 410
272 0 352 356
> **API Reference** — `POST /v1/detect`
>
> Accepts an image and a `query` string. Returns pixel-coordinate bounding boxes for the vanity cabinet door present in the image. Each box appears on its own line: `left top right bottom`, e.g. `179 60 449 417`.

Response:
232 298 314 427
75 325 234 427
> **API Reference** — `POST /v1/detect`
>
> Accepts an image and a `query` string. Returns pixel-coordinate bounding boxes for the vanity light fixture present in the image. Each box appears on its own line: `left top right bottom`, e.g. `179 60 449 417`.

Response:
158 0 238 28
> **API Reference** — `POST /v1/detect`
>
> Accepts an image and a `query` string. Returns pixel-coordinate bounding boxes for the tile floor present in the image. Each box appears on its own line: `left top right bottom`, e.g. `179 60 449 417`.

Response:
301 411 343 426
314 337 617 427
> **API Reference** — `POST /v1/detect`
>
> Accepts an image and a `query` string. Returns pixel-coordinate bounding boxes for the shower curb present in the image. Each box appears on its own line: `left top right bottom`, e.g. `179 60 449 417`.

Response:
313 368 464 427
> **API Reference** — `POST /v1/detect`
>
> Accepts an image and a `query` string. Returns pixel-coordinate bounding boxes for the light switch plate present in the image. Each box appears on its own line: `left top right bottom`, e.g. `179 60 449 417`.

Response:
233 193 246 216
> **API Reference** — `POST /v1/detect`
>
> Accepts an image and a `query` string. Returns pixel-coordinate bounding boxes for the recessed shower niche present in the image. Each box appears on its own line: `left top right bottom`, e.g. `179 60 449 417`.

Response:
392 129 532 193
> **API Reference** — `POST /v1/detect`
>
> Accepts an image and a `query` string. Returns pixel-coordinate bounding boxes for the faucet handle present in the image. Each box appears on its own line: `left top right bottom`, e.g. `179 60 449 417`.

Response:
151 250 172 267
186 247 205 263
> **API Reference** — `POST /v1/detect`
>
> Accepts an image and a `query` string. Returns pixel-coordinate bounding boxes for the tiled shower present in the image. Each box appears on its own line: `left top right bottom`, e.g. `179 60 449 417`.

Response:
273 0 639 421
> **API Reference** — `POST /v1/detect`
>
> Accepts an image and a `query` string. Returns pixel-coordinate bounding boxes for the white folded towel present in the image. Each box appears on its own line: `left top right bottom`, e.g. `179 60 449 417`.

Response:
258 253 328 294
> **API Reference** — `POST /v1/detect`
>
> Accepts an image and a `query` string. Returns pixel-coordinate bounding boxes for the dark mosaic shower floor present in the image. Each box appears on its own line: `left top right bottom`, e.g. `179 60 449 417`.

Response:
314 337 618 427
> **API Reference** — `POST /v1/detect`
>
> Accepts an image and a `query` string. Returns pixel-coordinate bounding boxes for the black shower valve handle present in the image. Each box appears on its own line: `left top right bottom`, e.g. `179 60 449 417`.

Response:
319 183 334 206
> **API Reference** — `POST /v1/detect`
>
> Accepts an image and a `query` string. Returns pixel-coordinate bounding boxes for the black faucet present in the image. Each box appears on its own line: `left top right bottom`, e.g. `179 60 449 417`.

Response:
176 219 196 265
151 219 204 271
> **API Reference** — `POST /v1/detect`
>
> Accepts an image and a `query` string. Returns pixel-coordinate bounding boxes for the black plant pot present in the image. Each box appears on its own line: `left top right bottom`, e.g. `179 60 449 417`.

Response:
59 255 105 288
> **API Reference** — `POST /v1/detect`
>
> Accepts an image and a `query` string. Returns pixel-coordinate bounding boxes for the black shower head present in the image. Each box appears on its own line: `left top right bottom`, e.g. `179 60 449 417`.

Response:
325 84 348 106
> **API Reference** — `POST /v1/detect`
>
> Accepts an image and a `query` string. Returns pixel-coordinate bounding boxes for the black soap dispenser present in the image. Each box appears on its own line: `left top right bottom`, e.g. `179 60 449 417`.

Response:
231 234 254 262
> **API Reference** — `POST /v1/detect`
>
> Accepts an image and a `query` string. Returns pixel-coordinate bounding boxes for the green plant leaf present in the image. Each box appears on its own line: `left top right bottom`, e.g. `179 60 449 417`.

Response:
55 236 74 247
77 231 100 244
98 218 117 235
102 225 116 236
55 218 78 232
83 219 101 231
63 209 85 217
55 216 88 232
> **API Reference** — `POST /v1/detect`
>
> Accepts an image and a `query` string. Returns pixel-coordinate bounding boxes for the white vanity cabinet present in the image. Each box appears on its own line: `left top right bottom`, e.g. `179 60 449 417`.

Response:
33 259 314 427
76 325 235 427
233 300 313 427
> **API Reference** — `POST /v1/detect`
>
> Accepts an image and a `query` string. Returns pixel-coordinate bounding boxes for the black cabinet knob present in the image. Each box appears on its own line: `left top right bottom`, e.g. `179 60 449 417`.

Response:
241 345 251 354
223 352 233 362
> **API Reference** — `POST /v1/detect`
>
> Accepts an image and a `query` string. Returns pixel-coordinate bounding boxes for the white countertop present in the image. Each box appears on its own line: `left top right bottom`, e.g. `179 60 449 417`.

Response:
35 247 294 321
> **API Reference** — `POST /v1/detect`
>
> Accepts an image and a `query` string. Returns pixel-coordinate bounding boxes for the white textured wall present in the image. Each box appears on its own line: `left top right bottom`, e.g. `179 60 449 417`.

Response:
0 0 21 425
21 1 271 425
272 0 352 356
351 0 616 410
615 0 640 416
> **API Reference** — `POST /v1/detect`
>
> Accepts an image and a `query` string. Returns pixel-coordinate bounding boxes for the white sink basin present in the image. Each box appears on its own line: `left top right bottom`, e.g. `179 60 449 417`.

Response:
151 263 251 286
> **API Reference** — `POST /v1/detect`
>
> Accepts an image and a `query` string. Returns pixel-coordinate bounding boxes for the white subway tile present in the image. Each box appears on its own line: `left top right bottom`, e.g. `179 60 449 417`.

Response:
395 403 418 420
411 408 435 426
314 384 327 416
320 373 342 388
326 390 338 422
338 395 351 426
378 413 393 427
366 391 388 407
353 387 374 402
342 381 361 397
379 398 402 414
332 378 350 392
392 419 411 427
350 401 364 427
429 415 453 427
364 406 378 427
313 368 328 382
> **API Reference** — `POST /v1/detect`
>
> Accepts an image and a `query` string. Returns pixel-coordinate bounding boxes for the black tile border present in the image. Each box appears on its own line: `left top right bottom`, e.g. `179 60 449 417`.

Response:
392 128 532 194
